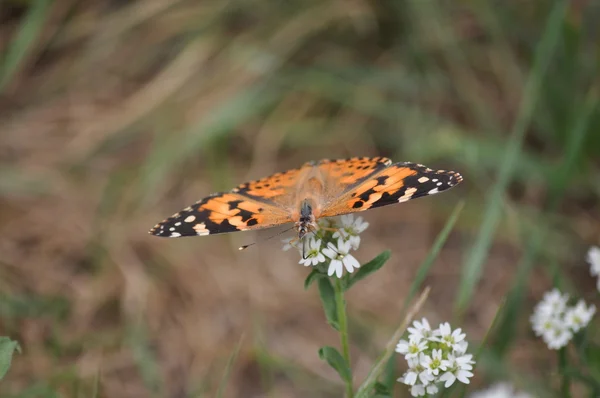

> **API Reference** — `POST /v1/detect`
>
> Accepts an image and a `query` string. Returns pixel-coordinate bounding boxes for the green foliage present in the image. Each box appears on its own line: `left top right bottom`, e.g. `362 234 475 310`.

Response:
371 382 392 398
0 337 20 381
318 278 339 330
318 346 352 383
304 268 325 290
0 0 50 93
406 201 464 306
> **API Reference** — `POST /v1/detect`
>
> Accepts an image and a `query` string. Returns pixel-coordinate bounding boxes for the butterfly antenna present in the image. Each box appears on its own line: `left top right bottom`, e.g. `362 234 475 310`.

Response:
238 226 295 252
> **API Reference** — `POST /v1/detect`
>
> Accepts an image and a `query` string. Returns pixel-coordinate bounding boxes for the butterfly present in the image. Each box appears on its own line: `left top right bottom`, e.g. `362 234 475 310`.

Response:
149 157 463 244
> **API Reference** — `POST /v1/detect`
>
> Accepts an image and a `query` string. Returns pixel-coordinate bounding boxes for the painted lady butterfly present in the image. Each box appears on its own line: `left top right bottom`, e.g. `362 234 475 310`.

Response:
149 157 463 240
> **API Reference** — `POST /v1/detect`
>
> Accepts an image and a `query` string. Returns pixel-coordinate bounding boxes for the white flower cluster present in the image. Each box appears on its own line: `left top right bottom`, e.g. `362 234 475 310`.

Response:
283 214 369 278
530 288 595 350
587 246 600 291
469 382 531 398
396 318 475 397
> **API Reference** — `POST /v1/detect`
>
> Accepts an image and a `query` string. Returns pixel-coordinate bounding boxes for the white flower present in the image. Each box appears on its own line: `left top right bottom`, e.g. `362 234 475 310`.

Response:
587 246 600 277
530 310 553 337
469 382 532 398
322 239 360 278
421 349 443 376
564 299 596 332
454 340 469 355
399 357 420 386
396 336 427 359
398 319 476 397
535 289 569 316
298 238 325 266
416 353 435 384
436 322 466 351
407 318 435 341
333 214 369 250
530 288 595 350
410 384 426 397
439 353 474 387
425 384 439 395
543 324 572 350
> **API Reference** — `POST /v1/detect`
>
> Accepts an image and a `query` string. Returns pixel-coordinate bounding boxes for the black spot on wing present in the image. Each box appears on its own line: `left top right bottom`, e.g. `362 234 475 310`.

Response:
368 165 463 210
352 201 364 209
375 175 388 185
237 208 255 222
227 199 243 210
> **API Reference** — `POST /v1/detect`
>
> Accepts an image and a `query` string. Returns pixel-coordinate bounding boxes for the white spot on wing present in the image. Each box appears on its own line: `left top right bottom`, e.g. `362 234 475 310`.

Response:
428 188 439 194
398 187 418 203
171 232 182 237
418 176 429 183
175 222 181 226
184 215 196 223
169 227 175 231
193 222 210 236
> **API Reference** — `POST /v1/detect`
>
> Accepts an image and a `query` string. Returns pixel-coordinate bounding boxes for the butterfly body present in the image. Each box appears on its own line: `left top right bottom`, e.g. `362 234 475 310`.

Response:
149 157 463 239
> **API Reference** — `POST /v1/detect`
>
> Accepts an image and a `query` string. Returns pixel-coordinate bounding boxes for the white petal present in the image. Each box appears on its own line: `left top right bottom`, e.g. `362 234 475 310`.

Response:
343 254 360 273
456 369 473 384
327 262 336 276
322 247 336 259
404 371 417 385
335 261 343 278
439 372 456 388
328 260 343 278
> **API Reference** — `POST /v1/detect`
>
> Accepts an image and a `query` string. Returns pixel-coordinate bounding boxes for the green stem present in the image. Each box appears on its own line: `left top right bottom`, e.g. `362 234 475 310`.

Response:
559 347 571 397
334 277 353 398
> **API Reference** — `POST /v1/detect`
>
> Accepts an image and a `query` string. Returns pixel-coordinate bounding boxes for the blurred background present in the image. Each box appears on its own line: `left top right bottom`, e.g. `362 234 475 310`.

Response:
1 0 599 397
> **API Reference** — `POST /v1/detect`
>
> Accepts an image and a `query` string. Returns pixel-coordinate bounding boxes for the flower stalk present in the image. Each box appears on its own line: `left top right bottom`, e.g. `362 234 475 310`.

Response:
334 277 353 398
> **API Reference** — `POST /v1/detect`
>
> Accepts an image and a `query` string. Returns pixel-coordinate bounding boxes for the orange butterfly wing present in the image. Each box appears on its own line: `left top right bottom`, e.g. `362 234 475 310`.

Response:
150 163 311 237
149 157 463 237
319 161 463 218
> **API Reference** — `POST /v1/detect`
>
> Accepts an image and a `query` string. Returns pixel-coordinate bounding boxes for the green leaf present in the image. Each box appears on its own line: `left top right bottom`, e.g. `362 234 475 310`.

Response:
216 336 244 398
345 250 391 291
405 201 464 305
0 336 21 380
0 0 51 93
372 381 392 398
318 346 352 382
304 269 325 290
318 278 339 330
581 340 600 386
380 356 396 395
